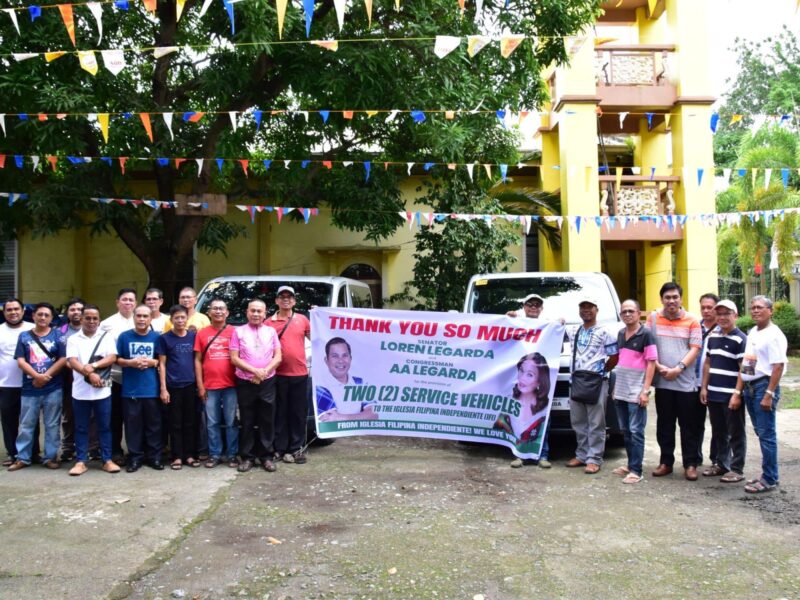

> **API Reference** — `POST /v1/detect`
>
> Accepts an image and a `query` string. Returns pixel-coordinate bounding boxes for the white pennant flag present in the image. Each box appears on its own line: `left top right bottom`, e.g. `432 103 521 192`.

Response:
764 168 772 190
474 0 483 21
154 46 178 59
434 36 461 59
0 114 5 137
299 110 309 122
32 156 40 171
407 162 414 176
385 110 399 123
13 53 38 62
466 35 490 58
229 111 238 131
163 112 174 140
343 161 353 167
199 0 215 17
631 166 641 175
334 0 347 30
4 9 19 35
284 160 291 169
723 168 732 184
87 3 103 44
466 163 475 181
619 112 628 129
101 49 126 75
195 158 204 177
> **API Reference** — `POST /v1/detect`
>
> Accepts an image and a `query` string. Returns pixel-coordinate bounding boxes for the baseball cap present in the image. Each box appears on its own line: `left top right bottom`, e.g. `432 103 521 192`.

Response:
523 293 544 305
276 286 295 296
578 295 598 307
714 299 738 314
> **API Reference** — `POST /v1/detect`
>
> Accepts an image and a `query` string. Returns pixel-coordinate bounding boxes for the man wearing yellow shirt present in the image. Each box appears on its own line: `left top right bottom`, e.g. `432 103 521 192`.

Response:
163 287 210 333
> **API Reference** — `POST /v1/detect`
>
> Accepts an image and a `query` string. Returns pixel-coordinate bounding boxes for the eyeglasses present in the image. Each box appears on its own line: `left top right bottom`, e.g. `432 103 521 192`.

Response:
620 310 637 315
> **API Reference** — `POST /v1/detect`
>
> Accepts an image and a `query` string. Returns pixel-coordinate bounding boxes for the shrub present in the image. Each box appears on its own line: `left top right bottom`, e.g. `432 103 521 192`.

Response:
737 301 800 348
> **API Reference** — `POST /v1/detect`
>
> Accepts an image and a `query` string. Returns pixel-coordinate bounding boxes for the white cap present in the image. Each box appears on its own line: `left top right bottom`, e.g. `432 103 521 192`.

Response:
523 293 544 304
714 299 738 314
276 285 295 296
578 295 598 307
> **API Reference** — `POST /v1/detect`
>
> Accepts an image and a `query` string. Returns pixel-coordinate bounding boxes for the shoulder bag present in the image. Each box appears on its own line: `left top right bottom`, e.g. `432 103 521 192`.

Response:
570 328 604 404
83 331 112 386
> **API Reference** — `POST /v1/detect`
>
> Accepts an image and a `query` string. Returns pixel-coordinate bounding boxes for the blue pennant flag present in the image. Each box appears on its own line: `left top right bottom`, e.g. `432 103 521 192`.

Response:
182 112 196 122
737 168 746 178
594 216 602 228
303 0 315 37
598 166 608 173
499 164 508 182
262 159 272 170
649 166 656 180
645 113 654 129
114 1 130 9
18 114 28 121
710 112 719 133
364 161 371 181
320 110 330 124
14 156 23 168
410 110 426 123
301 160 310 168
67 156 83 164
782 168 790 189
101 157 112 166
122 112 132 119
222 0 235 34
780 114 791 126
29 6 42 21
157 158 169 167
253 110 263 130
216 158 224 172
697 168 704 186
574 216 581 233
495 109 506 128
302 208 311 224
423 162 435 171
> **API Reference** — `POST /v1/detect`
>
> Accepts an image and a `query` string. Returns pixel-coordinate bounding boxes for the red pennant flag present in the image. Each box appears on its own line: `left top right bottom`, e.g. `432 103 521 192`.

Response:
139 113 153 142
143 0 157 12
37 113 48 122
343 111 354 120
188 112 205 123
47 156 58 171
119 157 128 174
58 4 76 46
276 207 284 223
322 160 332 169
0 155 6 169
175 158 186 169
56 113 67 120
239 159 249 176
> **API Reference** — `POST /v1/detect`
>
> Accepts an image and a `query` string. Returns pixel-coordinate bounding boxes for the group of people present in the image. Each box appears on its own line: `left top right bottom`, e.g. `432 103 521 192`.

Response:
512 282 786 494
0 285 310 475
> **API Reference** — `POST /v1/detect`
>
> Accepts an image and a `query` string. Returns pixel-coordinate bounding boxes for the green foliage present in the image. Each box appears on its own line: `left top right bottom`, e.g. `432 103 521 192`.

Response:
735 314 754 332
736 302 800 348
0 0 601 290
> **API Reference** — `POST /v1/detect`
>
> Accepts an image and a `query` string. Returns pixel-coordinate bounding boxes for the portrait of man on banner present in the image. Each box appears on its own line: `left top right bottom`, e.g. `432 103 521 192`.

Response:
315 336 377 422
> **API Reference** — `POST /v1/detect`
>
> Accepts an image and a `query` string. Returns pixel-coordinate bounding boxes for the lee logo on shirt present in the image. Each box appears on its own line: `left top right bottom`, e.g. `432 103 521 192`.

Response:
129 342 154 357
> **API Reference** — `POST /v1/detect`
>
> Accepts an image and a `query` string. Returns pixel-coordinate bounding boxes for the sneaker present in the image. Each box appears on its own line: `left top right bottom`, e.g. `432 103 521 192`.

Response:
292 451 307 465
510 458 524 469
538 459 552 469
69 462 88 476
7 460 29 472
102 460 121 473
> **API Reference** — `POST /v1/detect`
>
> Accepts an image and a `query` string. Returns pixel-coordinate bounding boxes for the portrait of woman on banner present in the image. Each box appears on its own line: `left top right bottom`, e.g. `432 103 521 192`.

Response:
495 352 552 453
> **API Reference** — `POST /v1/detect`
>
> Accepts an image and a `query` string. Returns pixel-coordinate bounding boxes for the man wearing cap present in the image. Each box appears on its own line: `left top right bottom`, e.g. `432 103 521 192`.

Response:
506 293 552 469
699 299 747 483
266 286 311 464
565 296 618 474
648 282 703 481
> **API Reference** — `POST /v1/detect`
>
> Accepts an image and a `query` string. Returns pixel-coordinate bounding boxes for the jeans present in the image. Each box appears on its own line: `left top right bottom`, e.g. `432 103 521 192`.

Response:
743 378 780 486
17 389 62 463
707 400 747 475
206 387 239 459
0 387 39 461
569 381 608 466
616 399 647 476
654 388 704 468
74 397 112 463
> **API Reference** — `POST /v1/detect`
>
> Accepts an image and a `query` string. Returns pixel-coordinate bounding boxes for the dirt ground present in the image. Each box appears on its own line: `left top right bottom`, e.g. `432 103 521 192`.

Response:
2 408 800 600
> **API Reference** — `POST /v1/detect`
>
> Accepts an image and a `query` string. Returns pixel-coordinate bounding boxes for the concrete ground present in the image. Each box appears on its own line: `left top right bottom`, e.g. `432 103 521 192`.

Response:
2 407 800 600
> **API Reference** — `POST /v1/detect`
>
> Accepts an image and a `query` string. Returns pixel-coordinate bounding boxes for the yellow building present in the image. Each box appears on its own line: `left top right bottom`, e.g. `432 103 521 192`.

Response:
2 0 715 314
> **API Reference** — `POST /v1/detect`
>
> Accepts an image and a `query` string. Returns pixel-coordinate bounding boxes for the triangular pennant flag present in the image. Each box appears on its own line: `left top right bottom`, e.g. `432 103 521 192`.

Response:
216 158 225 172
239 159 249 176
247 206 257 223
163 112 174 140
366 110 378 118
343 161 353 167
407 162 414 176
764 168 772 190
229 111 238 131
619 112 628 129
343 110 354 120
3 9 20 36
466 163 474 181
434 36 461 58
139 113 153 142
77 50 99 75
710 112 719 133
29 6 42 21
175 158 186 169
320 110 330 123
31 156 40 171
303 0 315 37
364 161 371 181
276 0 288 38
499 164 508 182
645 112 654 129
311 40 339 51
0 155 6 168
322 160 332 169
101 49 126 75
47 155 57 171
781 168 789 189
730 114 742 125
97 113 109 143
153 46 178 59
474 0 484 20
499 35 525 59
176 0 186 20
697 168 704 186
276 207 284 223
615 167 623 191
574 216 582 233
199 0 215 16
410 110 426 123
364 0 373 28
284 160 291 169
302 208 312 223
45 51 67 63
87 3 103 43
58 4 76 46
253 110 262 129
333 0 346 30
723 168 732 184
0 115 5 137
385 110 399 122
195 158 204 177
14 156 23 169
119 157 127 174
223 0 235 34
483 164 492 179
467 35 490 57
143 0 156 11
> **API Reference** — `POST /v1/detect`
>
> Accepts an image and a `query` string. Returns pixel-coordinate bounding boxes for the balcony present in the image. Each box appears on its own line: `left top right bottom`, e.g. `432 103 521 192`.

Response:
598 175 683 241
595 44 677 132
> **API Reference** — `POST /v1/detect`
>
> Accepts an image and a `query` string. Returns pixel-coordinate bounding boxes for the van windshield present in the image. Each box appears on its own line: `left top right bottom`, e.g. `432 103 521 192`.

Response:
466 276 619 325
196 281 333 324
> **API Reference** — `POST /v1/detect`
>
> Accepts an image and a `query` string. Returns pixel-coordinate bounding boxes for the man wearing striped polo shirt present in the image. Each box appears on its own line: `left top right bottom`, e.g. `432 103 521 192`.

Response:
699 300 747 483
648 282 703 481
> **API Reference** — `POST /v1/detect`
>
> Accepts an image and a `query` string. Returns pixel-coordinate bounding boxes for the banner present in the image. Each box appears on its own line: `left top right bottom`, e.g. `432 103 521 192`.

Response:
311 308 564 459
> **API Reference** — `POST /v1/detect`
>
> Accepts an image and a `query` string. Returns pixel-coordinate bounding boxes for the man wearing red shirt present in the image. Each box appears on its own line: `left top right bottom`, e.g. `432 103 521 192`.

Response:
266 286 311 464
194 299 239 468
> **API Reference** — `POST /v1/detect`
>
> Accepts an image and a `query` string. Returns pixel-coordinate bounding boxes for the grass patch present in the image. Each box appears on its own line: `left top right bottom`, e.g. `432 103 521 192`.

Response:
782 389 800 409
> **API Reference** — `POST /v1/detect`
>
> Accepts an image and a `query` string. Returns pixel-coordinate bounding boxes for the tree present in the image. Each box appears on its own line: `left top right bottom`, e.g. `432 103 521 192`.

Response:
0 0 600 300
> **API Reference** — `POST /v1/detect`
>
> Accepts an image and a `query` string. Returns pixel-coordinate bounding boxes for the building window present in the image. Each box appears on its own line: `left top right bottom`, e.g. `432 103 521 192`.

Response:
0 240 17 299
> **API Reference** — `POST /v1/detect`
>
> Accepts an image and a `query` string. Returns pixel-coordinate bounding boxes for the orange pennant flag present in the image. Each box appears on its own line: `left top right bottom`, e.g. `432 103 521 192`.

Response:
322 160 333 169
239 159 249 176
447 163 456 170
518 111 529 124
47 156 58 171
175 158 186 169
139 113 153 142
343 111 354 120
58 4 76 46
143 0 157 12
457 0 465 14
188 112 205 123
119 157 128 174
445 110 455 119
364 0 373 27
56 113 67 120
311 40 339 51
97 113 109 143
500 35 525 59
37 114 48 122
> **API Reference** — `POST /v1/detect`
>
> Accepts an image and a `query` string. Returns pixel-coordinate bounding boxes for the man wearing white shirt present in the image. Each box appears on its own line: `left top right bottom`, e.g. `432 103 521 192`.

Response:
316 337 376 422
0 299 35 466
100 287 136 464
143 288 168 333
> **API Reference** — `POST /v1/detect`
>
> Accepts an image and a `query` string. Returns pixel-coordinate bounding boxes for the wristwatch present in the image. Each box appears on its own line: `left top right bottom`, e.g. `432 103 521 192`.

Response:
677 362 687 371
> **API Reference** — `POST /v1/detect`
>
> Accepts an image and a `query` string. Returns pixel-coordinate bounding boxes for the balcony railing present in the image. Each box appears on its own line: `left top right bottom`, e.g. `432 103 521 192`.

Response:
597 175 682 241
595 45 675 87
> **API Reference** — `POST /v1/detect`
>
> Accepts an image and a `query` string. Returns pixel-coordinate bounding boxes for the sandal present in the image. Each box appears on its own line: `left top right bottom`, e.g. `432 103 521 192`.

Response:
612 466 630 476
170 460 182 471
205 457 221 468
702 465 725 477
622 473 643 484
744 479 777 494
186 458 202 468
228 457 240 468
720 471 745 483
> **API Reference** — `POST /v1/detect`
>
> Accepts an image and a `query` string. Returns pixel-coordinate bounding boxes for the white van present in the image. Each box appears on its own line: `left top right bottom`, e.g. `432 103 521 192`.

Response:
463 272 623 436
196 275 374 445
